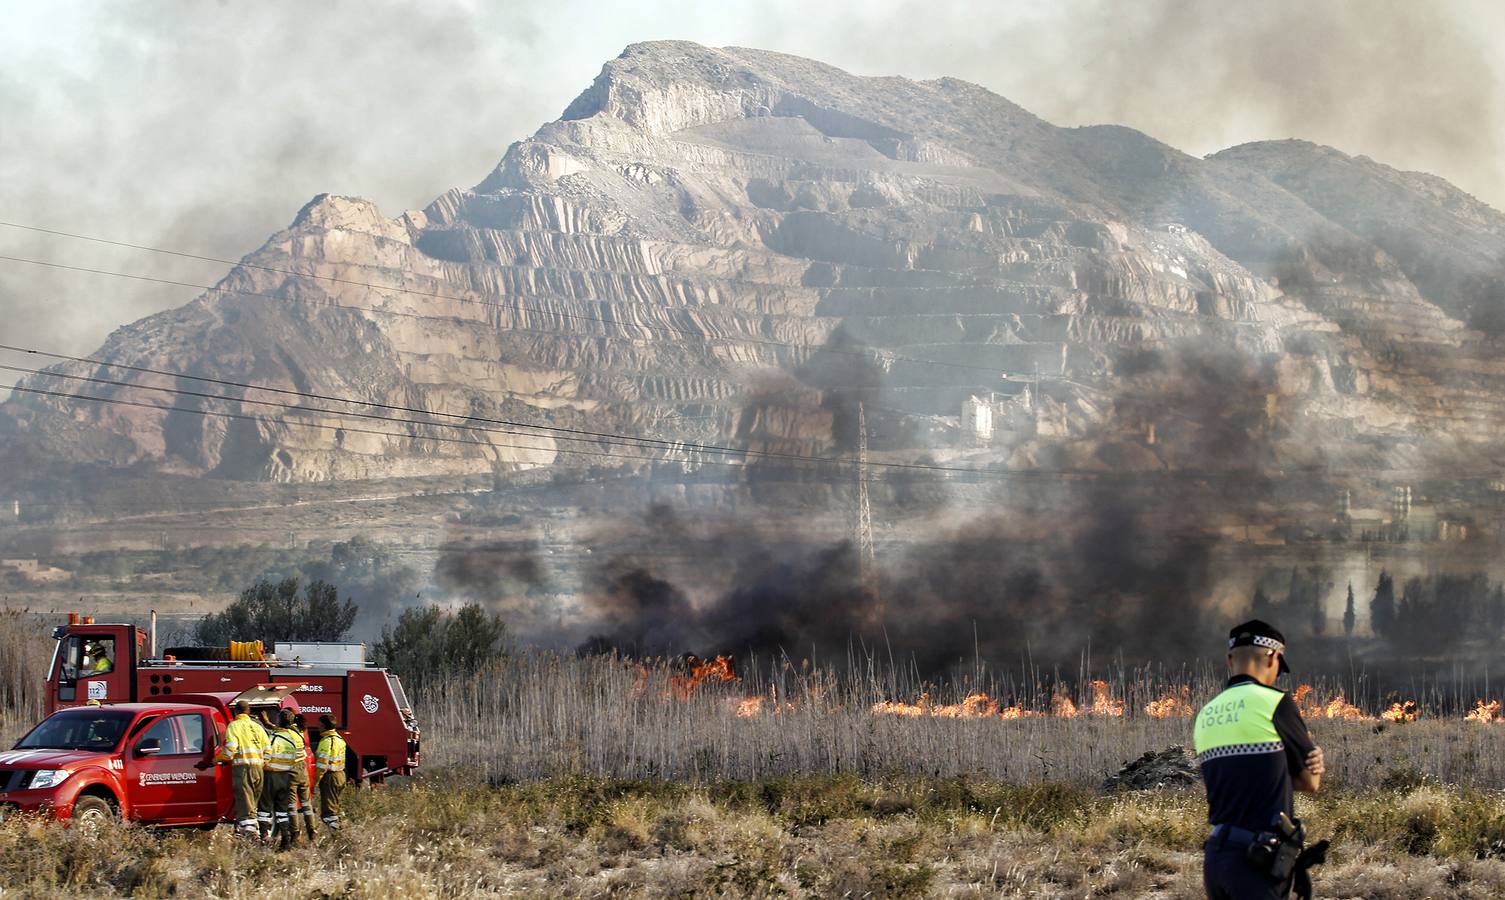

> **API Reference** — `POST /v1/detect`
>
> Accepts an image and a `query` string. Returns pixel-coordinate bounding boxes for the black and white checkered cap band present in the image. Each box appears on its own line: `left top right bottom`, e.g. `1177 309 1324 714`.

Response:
1230 635 1285 652
1197 741 1283 764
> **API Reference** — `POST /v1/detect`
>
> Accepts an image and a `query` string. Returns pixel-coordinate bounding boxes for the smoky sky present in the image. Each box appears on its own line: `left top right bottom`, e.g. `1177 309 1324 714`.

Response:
563 337 1294 672
2 0 1501 378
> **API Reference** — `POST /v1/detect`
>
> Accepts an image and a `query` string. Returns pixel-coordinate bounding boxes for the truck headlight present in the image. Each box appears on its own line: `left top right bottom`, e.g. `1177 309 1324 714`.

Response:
26 770 70 790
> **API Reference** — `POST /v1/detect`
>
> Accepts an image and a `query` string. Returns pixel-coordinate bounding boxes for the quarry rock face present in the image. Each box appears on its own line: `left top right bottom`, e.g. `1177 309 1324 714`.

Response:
5 41 1505 484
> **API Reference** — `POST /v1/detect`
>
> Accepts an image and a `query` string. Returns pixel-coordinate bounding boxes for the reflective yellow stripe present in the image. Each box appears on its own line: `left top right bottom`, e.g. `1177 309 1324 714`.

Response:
221 714 270 765
265 728 305 772
315 733 347 772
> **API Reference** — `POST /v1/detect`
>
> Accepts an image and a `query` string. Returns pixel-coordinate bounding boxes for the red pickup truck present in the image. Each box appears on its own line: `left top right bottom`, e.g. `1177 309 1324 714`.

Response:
0 686 311 826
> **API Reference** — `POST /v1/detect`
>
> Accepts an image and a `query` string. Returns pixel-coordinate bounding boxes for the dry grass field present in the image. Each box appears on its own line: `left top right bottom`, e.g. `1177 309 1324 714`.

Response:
4 773 1505 897
417 652 1505 790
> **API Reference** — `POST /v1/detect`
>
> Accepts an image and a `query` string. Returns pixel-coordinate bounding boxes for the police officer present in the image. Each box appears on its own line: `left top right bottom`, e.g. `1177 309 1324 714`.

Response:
215 700 268 838
1195 620 1326 900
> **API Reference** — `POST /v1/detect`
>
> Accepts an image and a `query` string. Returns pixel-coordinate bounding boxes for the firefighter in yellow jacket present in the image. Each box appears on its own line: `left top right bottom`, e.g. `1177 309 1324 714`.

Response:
289 713 318 841
215 700 269 838
314 715 348 831
254 709 277 838
264 708 307 849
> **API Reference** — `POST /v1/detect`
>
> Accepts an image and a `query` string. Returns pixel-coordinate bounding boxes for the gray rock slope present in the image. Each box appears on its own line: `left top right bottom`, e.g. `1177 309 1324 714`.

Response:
5 41 1504 482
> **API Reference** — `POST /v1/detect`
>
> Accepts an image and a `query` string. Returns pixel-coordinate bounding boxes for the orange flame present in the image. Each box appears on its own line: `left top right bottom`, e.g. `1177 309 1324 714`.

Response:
626 659 651 700
669 655 738 699
941 693 1003 718
1379 701 1418 723
1292 684 1367 720
1144 687 1195 719
1292 684 1317 717
734 684 799 717
868 684 1123 719
1086 679 1125 717
1322 693 1365 720
870 694 931 717
1465 700 1501 723
737 682 1505 724
869 691 1011 718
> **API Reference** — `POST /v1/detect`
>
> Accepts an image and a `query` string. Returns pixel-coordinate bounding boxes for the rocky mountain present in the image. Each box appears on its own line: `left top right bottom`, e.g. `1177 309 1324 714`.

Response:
5 41 1505 488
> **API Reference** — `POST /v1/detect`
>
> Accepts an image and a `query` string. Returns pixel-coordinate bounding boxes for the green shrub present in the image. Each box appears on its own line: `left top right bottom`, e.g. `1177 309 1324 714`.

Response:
193 577 356 646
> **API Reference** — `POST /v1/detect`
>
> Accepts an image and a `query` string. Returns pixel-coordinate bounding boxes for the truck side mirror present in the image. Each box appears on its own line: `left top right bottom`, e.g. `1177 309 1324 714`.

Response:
135 738 162 757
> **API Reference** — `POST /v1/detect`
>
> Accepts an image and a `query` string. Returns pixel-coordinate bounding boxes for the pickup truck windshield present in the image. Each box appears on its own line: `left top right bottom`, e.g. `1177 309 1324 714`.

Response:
16 710 134 751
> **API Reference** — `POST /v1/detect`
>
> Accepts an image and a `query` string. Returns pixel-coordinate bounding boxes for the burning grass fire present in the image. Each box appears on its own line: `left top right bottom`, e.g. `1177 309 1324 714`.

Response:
419 652 1505 790
635 661 1505 727
611 650 1505 734
1465 699 1501 723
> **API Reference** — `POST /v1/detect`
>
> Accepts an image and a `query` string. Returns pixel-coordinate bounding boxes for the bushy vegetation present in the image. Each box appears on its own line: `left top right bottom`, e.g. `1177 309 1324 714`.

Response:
373 601 508 693
1245 566 1505 658
192 577 356 647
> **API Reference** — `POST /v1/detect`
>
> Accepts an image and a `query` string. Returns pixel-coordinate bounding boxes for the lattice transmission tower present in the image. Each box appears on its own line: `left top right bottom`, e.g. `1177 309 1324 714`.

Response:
856 401 876 595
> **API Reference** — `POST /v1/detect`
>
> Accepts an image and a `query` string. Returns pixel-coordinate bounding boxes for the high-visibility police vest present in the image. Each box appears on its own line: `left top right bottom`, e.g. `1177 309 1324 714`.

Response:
315 729 347 775
265 727 305 773
218 713 270 767
1193 681 1285 764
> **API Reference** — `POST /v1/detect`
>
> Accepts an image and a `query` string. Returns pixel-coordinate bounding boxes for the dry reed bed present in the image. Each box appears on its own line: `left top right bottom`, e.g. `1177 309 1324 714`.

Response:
0 608 55 745
0 610 1500 791
417 653 1505 788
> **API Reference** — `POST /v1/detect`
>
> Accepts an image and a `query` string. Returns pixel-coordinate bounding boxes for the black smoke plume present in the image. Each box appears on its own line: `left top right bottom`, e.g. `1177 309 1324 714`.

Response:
574 337 1289 672
430 534 553 631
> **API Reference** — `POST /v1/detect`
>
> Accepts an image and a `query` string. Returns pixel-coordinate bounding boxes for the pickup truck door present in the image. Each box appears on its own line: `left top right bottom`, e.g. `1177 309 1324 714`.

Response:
125 712 218 823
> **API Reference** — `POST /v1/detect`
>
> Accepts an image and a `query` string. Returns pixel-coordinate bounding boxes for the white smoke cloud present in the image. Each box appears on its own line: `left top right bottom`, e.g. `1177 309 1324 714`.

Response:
1 0 1500 375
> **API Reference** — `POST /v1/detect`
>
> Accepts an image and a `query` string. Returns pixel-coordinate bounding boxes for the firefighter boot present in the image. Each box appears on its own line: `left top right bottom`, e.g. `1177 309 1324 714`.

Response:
303 810 318 842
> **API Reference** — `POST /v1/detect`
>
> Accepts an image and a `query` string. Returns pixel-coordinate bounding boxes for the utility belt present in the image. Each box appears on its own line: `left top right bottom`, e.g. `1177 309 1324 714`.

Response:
1207 815 1329 900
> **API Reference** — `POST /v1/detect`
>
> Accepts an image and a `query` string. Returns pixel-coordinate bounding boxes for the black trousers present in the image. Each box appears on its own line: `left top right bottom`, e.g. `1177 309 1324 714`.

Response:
1203 847 1289 900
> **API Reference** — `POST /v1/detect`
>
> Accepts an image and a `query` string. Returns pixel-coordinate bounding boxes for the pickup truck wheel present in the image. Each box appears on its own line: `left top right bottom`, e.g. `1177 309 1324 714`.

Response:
71 796 116 827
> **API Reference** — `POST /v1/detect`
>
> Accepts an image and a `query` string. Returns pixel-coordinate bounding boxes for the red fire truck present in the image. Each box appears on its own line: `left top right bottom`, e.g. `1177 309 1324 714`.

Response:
45 615 419 782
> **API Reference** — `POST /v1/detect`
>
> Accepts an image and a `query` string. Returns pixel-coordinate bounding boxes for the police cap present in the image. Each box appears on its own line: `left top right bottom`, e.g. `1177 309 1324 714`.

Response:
1228 619 1291 674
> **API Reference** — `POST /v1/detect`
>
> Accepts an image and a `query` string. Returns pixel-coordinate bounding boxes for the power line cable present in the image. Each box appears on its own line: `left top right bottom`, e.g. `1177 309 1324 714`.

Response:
0 345 750 459
0 229 1414 482
3 383 798 472
9 378 1388 482
0 255 1021 405
0 220 1033 377
6 366 1065 479
0 352 1006 476
0 253 888 391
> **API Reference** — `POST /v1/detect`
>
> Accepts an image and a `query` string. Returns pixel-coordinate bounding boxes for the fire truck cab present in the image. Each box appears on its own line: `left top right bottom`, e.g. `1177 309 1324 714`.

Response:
46 617 419 782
